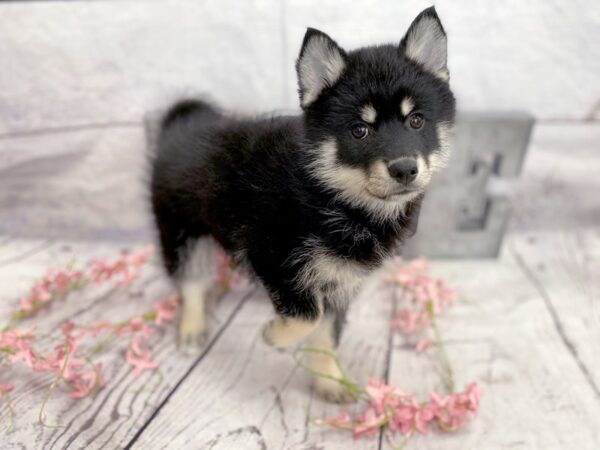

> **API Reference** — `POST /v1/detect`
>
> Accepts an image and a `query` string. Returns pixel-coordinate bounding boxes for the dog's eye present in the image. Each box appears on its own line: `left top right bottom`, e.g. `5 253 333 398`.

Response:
351 123 369 140
408 113 425 130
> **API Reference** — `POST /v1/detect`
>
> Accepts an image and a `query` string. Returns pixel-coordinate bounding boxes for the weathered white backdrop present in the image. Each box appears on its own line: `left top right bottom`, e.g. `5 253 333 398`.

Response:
0 0 599 238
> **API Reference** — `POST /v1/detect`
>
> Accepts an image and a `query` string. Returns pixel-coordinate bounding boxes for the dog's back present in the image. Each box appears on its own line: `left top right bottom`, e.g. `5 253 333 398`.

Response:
151 99 304 274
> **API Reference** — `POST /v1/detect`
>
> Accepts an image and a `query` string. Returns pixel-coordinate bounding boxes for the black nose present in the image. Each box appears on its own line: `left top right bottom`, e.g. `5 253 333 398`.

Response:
388 159 418 185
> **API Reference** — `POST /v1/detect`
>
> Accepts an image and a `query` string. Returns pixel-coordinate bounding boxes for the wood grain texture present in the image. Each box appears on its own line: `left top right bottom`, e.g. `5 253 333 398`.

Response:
509 229 600 396
383 232 600 450
0 239 254 449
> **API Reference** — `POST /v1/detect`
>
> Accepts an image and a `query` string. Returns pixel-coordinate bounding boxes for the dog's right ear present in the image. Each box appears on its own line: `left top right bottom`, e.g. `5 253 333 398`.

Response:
296 28 346 108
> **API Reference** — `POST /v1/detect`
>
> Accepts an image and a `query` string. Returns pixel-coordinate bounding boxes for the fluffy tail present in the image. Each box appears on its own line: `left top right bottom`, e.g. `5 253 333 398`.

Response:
160 98 220 130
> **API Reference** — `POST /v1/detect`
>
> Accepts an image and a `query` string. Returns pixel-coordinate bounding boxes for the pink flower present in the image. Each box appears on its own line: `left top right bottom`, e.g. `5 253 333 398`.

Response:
319 382 483 439
316 411 353 429
365 378 405 415
154 296 178 325
414 406 435 434
353 407 386 438
126 336 159 377
117 316 153 337
416 337 431 352
90 245 154 286
70 363 105 399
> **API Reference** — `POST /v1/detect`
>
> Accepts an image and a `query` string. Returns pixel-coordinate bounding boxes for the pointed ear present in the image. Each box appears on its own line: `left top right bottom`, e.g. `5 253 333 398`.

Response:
296 28 347 108
400 7 449 82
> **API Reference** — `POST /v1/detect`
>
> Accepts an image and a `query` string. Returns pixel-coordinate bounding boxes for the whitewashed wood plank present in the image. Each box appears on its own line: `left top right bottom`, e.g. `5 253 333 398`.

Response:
382 241 600 450
508 228 600 394
130 272 395 450
0 237 53 268
0 238 253 449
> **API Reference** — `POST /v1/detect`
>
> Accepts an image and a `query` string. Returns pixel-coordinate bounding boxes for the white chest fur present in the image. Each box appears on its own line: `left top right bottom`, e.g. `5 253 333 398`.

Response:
293 237 372 308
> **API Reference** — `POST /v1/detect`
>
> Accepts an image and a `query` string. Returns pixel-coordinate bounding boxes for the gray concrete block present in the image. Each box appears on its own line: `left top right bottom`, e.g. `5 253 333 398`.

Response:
402 112 534 258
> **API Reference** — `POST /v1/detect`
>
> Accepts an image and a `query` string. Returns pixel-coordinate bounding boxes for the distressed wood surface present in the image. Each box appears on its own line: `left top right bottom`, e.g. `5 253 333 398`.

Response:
2 229 600 449
509 229 600 394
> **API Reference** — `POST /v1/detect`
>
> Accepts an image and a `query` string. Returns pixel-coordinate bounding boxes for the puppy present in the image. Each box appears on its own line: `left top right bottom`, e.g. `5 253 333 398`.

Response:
150 6 455 402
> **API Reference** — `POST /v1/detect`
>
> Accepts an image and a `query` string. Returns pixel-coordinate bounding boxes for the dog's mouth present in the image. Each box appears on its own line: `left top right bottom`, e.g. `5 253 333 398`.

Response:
365 184 420 201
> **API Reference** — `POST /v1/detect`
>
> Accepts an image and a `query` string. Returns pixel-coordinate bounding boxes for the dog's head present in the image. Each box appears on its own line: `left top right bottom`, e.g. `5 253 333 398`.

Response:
297 7 455 221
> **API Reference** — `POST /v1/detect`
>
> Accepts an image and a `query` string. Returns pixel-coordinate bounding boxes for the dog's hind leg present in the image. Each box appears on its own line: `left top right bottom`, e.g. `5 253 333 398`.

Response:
304 308 354 403
177 236 217 355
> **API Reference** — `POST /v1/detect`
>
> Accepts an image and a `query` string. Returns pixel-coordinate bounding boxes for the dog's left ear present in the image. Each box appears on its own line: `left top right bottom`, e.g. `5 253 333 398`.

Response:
296 28 347 108
400 7 449 82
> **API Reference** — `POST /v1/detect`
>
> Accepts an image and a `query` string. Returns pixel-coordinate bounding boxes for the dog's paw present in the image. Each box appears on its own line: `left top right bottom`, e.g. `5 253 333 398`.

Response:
314 377 356 404
261 317 317 348
261 319 278 346
178 314 207 355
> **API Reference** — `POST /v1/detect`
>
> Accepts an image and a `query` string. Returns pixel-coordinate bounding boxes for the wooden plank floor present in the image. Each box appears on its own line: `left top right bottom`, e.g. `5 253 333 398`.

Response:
1 229 599 449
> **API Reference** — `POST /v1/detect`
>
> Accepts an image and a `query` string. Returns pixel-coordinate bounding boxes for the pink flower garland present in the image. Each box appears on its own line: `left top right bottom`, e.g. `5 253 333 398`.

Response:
317 379 483 439
0 246 242 428
0 245 242 428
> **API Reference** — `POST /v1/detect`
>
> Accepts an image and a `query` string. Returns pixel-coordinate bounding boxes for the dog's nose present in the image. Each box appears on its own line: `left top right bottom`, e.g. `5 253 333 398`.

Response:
388 159 418 185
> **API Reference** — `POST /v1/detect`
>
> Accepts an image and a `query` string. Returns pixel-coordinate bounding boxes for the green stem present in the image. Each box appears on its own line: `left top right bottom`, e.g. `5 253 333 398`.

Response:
386 430 412 450
85 333 117 359
292 347 367 400
38 343 71 429
427 301 455 393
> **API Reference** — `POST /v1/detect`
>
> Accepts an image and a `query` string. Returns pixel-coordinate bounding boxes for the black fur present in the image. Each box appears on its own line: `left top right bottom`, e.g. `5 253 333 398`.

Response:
150 7 455 338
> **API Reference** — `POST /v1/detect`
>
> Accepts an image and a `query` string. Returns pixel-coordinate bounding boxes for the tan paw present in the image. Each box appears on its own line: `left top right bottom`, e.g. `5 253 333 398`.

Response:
178 313 207 355
314 377 357 404
261 317 317 348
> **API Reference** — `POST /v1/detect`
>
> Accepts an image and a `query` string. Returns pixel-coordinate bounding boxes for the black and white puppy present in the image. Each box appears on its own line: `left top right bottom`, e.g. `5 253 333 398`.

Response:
150 7 455 402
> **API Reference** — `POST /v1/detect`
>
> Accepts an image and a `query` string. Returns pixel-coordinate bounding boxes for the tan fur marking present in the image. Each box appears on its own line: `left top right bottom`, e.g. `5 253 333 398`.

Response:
360 104 377 124
262 316 320 348
400 97 415 116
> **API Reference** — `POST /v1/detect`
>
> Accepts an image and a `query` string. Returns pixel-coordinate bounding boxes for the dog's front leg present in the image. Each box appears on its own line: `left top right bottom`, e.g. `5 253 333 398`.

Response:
304 308 354 403
261 288 322 348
